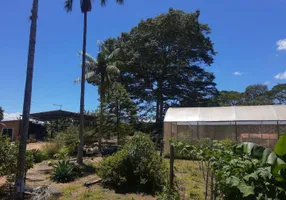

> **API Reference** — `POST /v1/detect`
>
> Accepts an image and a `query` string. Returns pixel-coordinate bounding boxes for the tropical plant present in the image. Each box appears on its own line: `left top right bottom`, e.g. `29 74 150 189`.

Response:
51 160 75 183
98 133 167 193
15 0 39 197
65 0 124 165
74 42 122 150
173 136 286 199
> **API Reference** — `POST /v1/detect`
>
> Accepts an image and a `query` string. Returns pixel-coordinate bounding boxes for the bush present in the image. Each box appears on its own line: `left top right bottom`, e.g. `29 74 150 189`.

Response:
42 142 60 159
98 133 167 193
29 149 48 163
51 160 75 183
54 147 69 160
55 126 79 156
0 137 34 184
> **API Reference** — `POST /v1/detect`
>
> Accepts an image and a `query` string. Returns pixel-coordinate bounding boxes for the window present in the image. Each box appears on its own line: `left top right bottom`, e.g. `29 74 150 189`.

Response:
2 128 13 138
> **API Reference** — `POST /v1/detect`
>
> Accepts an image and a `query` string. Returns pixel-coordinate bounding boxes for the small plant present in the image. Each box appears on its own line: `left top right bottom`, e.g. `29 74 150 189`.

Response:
42 142 60 159
51 160 75 183
29 149 47 163
54 147 69 160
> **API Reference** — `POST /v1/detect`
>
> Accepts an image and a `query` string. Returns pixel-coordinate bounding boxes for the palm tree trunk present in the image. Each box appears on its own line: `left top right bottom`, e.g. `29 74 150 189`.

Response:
77 11 88 165
15 0 38 198
99 73 105 152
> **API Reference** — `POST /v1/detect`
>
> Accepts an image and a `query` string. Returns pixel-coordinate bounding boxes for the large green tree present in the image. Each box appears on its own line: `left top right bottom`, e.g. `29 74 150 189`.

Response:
243 84 272 105
218 91 242 106
270 84 286 104
117 8 218 122
65 0 123 164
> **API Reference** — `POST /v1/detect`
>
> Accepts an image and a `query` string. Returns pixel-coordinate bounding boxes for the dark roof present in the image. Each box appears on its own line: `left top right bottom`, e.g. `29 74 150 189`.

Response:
30 110 96 121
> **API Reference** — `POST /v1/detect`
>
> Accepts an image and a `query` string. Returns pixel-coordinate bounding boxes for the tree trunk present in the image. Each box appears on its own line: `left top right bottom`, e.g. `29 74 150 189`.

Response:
99 72 105 152
77 11 88 165
15 0 38 198
116 100 120 144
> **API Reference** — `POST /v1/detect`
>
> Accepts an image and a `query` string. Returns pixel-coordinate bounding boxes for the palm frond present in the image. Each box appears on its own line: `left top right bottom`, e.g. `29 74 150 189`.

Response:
101 45 111 56
78 51 98 65
64 0 73 12
74 71 96 84
100 0 107 6
116 0 124 5
107 48 122 61
106 65 120 76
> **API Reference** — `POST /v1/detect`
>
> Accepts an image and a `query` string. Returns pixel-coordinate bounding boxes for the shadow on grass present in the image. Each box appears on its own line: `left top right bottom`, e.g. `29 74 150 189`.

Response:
100 182 158 196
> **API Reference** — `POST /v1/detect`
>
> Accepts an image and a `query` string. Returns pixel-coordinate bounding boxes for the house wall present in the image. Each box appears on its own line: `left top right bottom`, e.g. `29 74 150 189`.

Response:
0 120 21 141
164 122 283 155
0 120 46 141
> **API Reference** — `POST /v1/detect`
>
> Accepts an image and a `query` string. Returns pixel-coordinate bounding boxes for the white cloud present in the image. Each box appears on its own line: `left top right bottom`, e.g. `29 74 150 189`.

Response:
263 81 270 85
233 72 243 76
276 39 286 50
3 112 21 121
274 71 286 80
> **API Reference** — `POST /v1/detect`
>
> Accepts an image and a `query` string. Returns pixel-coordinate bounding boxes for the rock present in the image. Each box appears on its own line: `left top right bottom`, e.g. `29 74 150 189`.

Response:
84 178 102 187
48 184 62 195
47 161 53 166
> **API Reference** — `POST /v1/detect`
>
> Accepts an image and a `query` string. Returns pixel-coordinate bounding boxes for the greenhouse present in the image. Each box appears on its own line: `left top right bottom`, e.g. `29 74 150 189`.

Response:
163 105 286 154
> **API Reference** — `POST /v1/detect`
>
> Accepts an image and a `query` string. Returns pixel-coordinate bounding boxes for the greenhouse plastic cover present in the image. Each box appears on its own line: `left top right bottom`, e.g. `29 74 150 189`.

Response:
164 105 286 122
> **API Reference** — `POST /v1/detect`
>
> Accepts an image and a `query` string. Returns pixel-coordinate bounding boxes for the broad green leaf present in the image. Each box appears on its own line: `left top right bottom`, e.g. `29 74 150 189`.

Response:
266 152 277 165
252 145 266 159
274 134 286 160
261 148 272 164
272 157 286 181
237 182 255 197
244 142 255 154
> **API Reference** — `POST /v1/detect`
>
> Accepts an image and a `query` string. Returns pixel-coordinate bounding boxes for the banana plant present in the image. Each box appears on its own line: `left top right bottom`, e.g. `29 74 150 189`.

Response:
233 134 286 182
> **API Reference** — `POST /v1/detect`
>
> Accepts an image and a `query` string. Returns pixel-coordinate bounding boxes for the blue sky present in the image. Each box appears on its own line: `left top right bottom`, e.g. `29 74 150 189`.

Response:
1 0 286 118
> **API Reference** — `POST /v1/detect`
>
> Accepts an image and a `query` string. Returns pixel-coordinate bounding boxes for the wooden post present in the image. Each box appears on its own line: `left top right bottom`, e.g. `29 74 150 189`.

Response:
235 121 238 142
197 121 199 139
170 142 174 189
277 121 280 137
169 123 174 189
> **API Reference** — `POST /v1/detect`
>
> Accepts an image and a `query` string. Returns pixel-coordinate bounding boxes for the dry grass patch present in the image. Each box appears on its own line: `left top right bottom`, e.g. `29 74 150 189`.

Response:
174 159 204 200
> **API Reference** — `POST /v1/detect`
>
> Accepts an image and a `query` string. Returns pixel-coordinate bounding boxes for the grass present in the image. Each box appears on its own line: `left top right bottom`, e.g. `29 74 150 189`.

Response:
51 158 204 200
174 159 205 200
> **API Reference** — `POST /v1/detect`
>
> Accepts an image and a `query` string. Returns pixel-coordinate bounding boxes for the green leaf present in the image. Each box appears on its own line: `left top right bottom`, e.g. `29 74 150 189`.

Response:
237 182 255 197
266 152 277 165
261 148 272 164
274 134 286 160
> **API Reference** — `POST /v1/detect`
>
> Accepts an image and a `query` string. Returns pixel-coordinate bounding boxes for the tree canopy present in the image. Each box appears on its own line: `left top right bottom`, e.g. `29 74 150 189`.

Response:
113 8 218 122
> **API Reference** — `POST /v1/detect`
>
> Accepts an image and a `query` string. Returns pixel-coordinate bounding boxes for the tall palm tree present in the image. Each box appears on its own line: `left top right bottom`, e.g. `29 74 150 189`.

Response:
75 45 121 150
64 0 124 164
15 0 38 198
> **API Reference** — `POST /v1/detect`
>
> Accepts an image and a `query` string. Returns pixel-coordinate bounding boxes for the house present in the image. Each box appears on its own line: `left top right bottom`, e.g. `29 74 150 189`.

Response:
0 110 96 141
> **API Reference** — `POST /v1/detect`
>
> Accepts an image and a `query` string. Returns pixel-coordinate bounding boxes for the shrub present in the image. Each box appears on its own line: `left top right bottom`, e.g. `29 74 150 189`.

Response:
54 147 69 160
55 126 79 155
42 142 60 159
51 160 75 183
0 137 34 184
29 149 48 163
98 133 167 193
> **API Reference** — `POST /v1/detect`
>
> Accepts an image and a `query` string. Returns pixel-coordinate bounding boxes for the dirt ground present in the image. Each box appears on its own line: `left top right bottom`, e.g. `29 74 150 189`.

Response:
27 142 49 150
